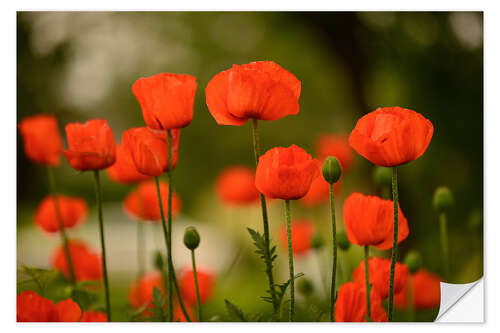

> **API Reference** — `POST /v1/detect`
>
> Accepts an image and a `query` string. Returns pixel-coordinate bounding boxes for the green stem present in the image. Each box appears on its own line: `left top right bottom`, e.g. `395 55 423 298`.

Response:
388 166 399 321
329 183 337 322
166 129 174 322
47 167 76 284
93 170 112 322
439 212 450 281
154 176 191 322
284 199 294 322
364 245 371 321
251 119 279 315
191 250 202 321
137 222 145 280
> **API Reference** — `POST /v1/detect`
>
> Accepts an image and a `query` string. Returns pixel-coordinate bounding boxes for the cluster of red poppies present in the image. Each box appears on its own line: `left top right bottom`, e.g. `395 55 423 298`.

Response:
18 60 440 322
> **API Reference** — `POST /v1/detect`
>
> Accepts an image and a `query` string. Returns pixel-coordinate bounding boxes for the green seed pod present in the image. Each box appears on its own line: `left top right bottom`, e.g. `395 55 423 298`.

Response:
183 226 200 250
311 232 324 250
322 156 342 184
373 166 392 188
432 186 454 211
404 250 423 274
297 277 314 296
154 251 164 271
337 231 351 251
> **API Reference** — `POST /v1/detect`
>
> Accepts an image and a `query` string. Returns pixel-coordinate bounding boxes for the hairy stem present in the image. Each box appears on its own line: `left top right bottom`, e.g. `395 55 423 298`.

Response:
154 176 191 322
364 245 371 321
93 170 112 322
440 212 450 281
251 119 279 314
329 183 337 322
284 199 295 322
47 167 76 284
388 166 399 321
191 250 202 321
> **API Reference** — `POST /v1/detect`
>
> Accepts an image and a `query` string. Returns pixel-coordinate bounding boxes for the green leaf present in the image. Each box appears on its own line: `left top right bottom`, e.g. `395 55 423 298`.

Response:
224 299 247 322
148 287 167 322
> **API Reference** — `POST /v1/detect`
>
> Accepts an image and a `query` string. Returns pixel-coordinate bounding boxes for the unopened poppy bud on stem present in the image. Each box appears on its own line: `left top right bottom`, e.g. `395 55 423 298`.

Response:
311 232 324 250
322 156 342 184
184 227 200 250
433 186 454 211
404 250 422 274
337 231 350 251
298 277 314 296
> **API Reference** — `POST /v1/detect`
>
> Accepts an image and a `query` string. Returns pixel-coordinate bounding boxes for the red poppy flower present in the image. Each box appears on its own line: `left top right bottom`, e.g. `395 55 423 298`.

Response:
395 269 442 310
334 282 388 322
255 145 319 200
80 311 108 322
279 219 315 256
17 290 58 322
106 144 152 184
205 61 301 126
216 166 260 206
300 175 341 207
352 257 409 299
34 195 88 233
315 134 354 172
122 127 179 177
343 192 409 250
18 114 63 166
132 73 197 130
55 298 82 322
349 107 433 167
129 271 164 311
51 240 102 282
179 267 215 305
64 119 116 171
124 180 182 221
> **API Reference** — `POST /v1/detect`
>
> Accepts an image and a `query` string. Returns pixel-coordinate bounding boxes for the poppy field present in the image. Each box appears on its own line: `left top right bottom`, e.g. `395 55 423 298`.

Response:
16 12 483 323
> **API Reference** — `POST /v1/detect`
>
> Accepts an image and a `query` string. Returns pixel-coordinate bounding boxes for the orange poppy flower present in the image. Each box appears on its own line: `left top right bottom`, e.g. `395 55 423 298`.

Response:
179 267 215 305
80 311 108 322
123 180 182 221
279 219 315 256
334 282 388 322
343 192 409 250
129 271 164 312
315 134 354 172
122 127 179 177
51 240 102 282
300 174 341 207
18 114 63 166
17 290 58 322
352 257 409 299
255 145 319 200
205 61 301 126
395 269 442 310
106 144 151 184
216 166 260 206
132 73 197 130
55 298 82 322
34 195 88 233
349 107 433 167
64 119 116 171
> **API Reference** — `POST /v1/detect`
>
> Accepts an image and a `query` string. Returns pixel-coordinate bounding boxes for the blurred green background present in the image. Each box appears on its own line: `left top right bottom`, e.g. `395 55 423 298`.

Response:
17 12 483 321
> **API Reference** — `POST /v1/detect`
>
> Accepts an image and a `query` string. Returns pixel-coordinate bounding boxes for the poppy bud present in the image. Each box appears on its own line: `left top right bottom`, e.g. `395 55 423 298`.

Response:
322 156 341 184
432 186 454 211
404 250 422 274
154 251 164 271
297 277 314 296
373 166 392 188
311 232 324 250
337 231 351 251
183 227 200 250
